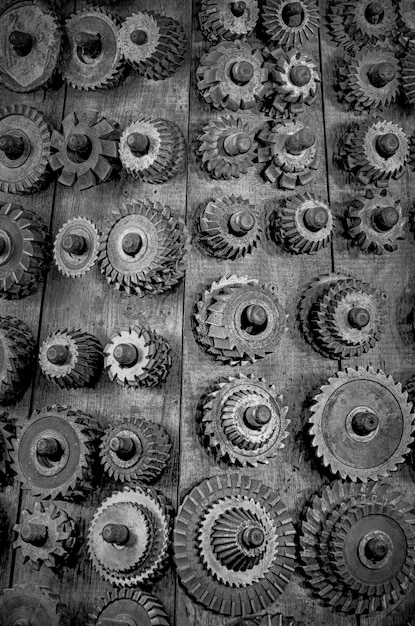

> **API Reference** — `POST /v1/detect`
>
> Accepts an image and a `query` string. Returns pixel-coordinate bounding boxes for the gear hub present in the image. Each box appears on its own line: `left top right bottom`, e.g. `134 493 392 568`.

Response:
0 316 35 405
54 216 100 277
87 588 169 626
262 0 320 48
0 583 68 626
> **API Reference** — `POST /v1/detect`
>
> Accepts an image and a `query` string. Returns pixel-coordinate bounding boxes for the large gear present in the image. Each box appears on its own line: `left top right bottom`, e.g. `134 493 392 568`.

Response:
174 474 295 616
261 0 320 48
87 588 170 626
49 110 120 190
11 404 99 500
300 480 415 614
402 44 415 104
0 583 68 626
201 373 289 466
0 316 35 405
199 0 259 42
397 0 415 47
39 328 103 389
53 216 100 278
88 485 171 587
100 416 171 484
194 275 287 365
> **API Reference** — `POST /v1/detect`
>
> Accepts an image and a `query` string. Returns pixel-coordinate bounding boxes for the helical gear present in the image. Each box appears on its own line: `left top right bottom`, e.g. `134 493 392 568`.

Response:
199 195 261 259
194 275 287 365
100 416 171 483
402 44 415 104
0 583 68 626
197 115 256 179
199 0 259 42
13 501 76 570
174 474 296 616
397 0 415 47
0 316 35 405
53 216 100 278
261 0 320 48
87 588 170 626
87 485 171 587
300 480 415 614
11 404 99 500
39 328 103 389
201 373 290 466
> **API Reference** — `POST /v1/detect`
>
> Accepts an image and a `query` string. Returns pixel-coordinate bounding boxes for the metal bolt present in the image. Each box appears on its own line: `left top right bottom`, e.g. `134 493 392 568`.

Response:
376 133 399 158
121 233 143 256
20 522 48 546
290 65 312 87
113 343 139 366
244 304 267 327
223 132 252 156
9 30 32 56
373 206 399 231
231 1 247 16
37 437 62 457
241 526 265 549
228 211 255 235
365 537 388 561
230 60 254 85
62 234 86 255
282 2 304 27
0 134 24 159
352 411 379 436
110 435 135 456
348 307 371 329
365 2 384 24
46 344 69 365
285 128 315 155
244 404 272 429
67 133 92 155
130 29 148 45
303 206 329 232
102 523 130 546
368 62 396 88
127 132 150 156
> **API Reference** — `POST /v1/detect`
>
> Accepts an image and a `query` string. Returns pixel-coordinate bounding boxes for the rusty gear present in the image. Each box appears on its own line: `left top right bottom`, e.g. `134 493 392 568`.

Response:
402 45 415 104
397 0 415 47
87 588 169 626
0 583 68 626
100 416 171 483
54 216 100 278
262 0 320 48
300 480 415 614
199 0 259 42
0 316 35 405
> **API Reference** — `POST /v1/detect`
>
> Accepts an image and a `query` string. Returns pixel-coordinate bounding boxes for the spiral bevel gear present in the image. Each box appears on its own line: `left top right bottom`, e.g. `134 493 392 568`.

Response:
88 485 171 587
54 216 100 278
402 44 415 104
39 328 103 389
199 0 259 42
0 316 35 405
397 0 415 47
0 583 68 626
100 416 171 483
300 480 415 614
262 0 320 48
118 11 186 80
87 588 170 626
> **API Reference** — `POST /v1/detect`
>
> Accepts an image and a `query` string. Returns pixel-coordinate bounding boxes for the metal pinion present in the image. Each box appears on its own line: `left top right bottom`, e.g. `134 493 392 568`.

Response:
87 588 170 626
403 44 415 104
0 316 35 405
262 0 320 48
0 583 68 626
54 216 100 278
199 0 259 42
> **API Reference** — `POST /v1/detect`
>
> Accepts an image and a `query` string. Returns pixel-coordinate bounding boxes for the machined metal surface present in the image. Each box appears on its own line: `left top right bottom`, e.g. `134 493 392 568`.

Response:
53 216 100 277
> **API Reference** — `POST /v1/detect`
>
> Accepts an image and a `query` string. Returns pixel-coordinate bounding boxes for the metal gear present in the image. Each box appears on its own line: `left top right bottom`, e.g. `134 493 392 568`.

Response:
201 373 289 467
118 11 187 80
402 44 415 104
199 0 259 42
39 328 103 389
0 583 68 626
53 216 100 278
87 485 171 587
199 195 262 259
87 588 170 626
13 500 76 570
397 0 415 47
261 0 320 48
300 480 415 614
0 316 35 405
100 416 171 483
49 110 120 190
11 404 99 500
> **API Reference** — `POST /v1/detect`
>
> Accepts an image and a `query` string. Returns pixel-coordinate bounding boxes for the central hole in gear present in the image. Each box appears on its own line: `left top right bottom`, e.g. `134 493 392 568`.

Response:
364 537 389 563
240 525 265 549
240 304 268 336
364 2 384 24
67 133 93 164
75 31 102 62
351 411 379 436
130 29 148 45
36 437 64 468
282 2 305 26
9 30 33 57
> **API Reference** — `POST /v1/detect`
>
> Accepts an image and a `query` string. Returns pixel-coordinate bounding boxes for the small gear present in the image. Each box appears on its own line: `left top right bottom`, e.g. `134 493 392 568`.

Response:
13 500 76 570
0 583 68 626
87 588 170 626
199 0 259 42
87 485 171 587
261 0 320 48
39 328 103 389
53 216 100 278
11 404 99 500
119 118 185 183
49 110 120 190
257 119 320 189
100 416 171 483
118 11 187 80
272 193 334 254
199 195 261 259
396 0 415 47
300 480 415 614
0 316 35 405
196 39 271 111
402 44 415 104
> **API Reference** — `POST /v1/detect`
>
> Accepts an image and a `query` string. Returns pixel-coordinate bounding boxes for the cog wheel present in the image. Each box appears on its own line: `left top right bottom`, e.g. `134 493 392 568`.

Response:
11 404 99 500
402 44 415 104
261 0 320 48
88 485 171 587
118 11 187 80
87 588 170 626
397 0 415 47
0 316 35 405
201 373 289 467
49 110 119 190
54 216 100 278
0 583 68 626
300 480 415 614
199 0 259 42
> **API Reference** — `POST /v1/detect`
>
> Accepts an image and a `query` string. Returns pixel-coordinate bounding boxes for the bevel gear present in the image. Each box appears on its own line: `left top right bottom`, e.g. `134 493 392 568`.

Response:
194 275 287 365
100 416 171 483
54 216 100 278
396 0 415 47
11 404 99 500
118 11 187 80
49 110 120 190
199 0 259 42
13 500 76 570
174 474 296 616
39 328 103 389
300 480 415 613
87 588 170 626
261 0 320 48
201 373 289 466
199 195 261 259
402 44 415 104
88 485 171 587
0 316 35 405
197 115 256 179
0 583 68 626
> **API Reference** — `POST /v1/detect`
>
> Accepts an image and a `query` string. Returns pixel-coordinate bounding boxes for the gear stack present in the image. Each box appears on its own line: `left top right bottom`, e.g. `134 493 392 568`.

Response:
39 328 103 389
396 0 415 47
118 11 187 80
257 119 319 189
87 589 170 626
402 45 415 104
53 217 100 278
201 373 289 466
261 0 320 48
100 416 171 483
199 0 259 42
88 485 171 587
300 481 415 614
0 1 61 92
0 316 35 405
194 275 287 365
0 583 68 626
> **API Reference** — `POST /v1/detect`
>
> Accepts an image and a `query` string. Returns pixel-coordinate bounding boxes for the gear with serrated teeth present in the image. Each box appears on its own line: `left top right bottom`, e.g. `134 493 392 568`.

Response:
199 0 259 42
0 316 35 405
0 583 69 626
397 0 415 47
300 480 415 614
402 44 415 104
54 216 100 278
261 0 320 48
87 588 170 626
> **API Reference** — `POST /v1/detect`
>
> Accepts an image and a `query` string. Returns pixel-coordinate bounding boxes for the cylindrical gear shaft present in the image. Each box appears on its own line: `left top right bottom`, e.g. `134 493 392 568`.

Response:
0 583 68 626
0 316 35 405
199 0 259 42
87 588 170 626
53 216 100 277
261 0 320 48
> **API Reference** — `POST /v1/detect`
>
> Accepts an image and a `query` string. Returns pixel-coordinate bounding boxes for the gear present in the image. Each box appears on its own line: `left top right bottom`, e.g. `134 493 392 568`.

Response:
0 1 61 92
100 416 171 483
53 216 100 278
39 328 103 389
199 0 259 42
199 195 261 259
0 316 35 405
118 11 187 80
397 0 415 47
261 0 320 48
201 373 289 466
87 588 170 626
402 44 415 104
0 583 68 626
196 39 271 111
88 485 171 587
13 500 76 570
49 110 119 190
174 474 295 616
300 480 415 614
11 404 99 500
257 119 320 189
119 118 185 183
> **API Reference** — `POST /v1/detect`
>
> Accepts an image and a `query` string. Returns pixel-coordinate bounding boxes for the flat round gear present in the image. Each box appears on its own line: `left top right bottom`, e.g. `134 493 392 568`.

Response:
201 373 289 466
100 416 171 483
397 0 415 46
87 588 170 626
0 583 68 626
199 0 259 42
261 0 320 48
0 316 35 405
54 216 100 277
402 44 415 104
174 474 296 616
